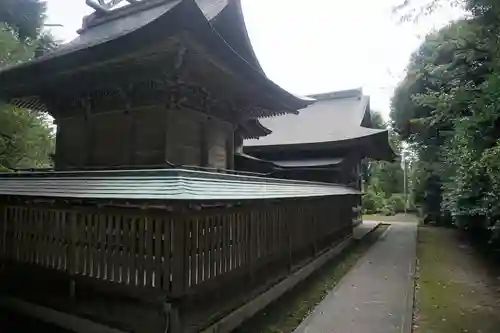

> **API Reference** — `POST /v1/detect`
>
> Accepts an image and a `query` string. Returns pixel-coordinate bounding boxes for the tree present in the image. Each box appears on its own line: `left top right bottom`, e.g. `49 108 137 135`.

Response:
0 24 54 170
0 104 54 170
391 0 500 248
0 0 47 40
362 111 406 214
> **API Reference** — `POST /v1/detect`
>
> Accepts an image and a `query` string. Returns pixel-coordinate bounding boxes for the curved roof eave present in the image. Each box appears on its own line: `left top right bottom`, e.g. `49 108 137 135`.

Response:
0 0 312 112
0 0 186 96
245 128 395 160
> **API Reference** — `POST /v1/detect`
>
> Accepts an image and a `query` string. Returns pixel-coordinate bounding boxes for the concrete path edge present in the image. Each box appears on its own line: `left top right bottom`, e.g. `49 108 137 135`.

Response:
203 222 382 333
293 225 391 333
202 237 354 333
402 226 418 333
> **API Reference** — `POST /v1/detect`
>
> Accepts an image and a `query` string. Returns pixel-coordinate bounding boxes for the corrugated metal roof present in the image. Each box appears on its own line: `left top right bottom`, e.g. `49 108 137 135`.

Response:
0 168 359 200
245 89 385 147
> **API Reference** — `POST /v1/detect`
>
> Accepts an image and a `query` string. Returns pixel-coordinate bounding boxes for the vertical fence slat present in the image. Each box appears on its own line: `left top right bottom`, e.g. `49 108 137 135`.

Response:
115 215 127 282
145 217 153 288
172 217 186 296
214 216 221 278
230 214 236 271
222 215 229 275
162 219 171 292
0 206 5 260
130 218 137 286
185 218 192 288
91 214 99 277
104 215 112 281
56 211 62 270
202 217 210 283
153 218 162 289
122 216 130 284
113 216 122 283
189 219 198 287
217 215 223 277
197 218 205 284
84 214 91 276
207 217 214 280
98 214 106 279
137 217 145 287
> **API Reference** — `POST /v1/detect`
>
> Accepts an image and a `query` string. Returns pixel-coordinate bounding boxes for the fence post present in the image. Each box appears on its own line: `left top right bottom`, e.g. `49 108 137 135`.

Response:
171 216 187 297
248 209 255 284
67 211 77 300
287 204 293 272
0 205 6 268
2 206 13 267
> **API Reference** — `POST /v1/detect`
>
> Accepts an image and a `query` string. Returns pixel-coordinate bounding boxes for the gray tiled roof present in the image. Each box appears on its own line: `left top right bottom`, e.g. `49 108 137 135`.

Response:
0 169 359 200
245 88 386 147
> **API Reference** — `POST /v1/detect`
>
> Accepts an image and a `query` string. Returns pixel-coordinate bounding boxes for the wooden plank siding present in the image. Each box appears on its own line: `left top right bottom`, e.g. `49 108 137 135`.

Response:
0 195 357 300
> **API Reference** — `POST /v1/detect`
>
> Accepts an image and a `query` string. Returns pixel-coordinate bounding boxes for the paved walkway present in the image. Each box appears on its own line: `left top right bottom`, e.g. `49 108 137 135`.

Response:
353 220 380 240
294 221 418 333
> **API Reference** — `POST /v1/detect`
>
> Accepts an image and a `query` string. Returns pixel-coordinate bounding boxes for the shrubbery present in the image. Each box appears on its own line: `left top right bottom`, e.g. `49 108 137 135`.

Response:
362 188 407 216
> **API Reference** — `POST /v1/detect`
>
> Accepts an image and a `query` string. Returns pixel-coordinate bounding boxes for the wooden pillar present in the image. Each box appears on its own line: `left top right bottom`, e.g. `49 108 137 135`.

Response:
83 99 93 167
164 108 172 164
125 110 135 165
226 127 235 170
200 121 209 167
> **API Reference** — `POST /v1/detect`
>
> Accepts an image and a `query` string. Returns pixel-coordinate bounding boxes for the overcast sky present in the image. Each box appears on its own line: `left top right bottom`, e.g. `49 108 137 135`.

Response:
46 0 464 118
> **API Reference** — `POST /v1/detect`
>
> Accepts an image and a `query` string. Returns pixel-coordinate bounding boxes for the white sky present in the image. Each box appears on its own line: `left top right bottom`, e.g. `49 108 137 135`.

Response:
46 0 464 118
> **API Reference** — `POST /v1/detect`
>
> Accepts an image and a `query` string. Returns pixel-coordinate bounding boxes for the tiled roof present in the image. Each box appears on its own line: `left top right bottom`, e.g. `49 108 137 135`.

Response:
245 88 385 147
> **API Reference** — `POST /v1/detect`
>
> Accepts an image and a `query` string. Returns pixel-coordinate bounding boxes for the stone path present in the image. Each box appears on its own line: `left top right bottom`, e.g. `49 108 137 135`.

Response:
294 221 418 333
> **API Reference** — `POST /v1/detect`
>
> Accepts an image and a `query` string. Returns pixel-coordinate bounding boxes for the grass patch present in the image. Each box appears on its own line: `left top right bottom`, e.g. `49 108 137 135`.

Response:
414 226 500 333
363 213 418 223
234 224 389 333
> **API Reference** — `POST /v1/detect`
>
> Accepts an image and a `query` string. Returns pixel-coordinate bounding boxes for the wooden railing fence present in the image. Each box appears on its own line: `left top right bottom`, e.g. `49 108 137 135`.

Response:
0 196 356 299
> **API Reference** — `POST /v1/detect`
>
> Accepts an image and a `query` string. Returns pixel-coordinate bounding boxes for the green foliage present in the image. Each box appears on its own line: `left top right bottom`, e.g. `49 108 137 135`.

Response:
0 105 54 170
362 110 407 216
0 0 47 40
391 0 500 248
0 22 54 170
362 189 385 214
0 24 38 66
388 193 406 213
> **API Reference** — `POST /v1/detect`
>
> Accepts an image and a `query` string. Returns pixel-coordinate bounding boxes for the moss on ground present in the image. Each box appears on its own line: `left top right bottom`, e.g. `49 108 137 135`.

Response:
234 224 389 333
414 226 500 333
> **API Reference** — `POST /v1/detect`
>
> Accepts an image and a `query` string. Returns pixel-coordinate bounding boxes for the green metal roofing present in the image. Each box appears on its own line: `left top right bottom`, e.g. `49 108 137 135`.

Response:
0 168 360 201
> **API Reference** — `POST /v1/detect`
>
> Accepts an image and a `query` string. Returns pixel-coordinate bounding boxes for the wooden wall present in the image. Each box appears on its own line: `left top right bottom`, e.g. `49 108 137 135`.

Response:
55 107 234 170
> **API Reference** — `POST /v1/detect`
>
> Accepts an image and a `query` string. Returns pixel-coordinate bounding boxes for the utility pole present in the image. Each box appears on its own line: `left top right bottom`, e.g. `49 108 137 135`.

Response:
403 150 408 215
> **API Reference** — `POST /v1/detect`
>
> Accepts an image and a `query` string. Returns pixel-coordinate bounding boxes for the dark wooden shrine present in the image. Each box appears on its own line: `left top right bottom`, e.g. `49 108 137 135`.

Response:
242 89 395 189
0 1 361 333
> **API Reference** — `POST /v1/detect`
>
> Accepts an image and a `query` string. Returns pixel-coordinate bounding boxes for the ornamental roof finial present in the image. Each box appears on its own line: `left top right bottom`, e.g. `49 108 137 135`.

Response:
85 0 141 14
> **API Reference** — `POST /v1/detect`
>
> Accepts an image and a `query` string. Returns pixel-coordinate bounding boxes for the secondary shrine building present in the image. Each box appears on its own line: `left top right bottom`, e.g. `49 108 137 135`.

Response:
0 1 391 333
240 89 395 189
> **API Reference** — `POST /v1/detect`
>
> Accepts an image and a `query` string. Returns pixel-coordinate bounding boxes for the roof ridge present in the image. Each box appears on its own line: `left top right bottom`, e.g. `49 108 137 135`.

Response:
307 88 363 101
